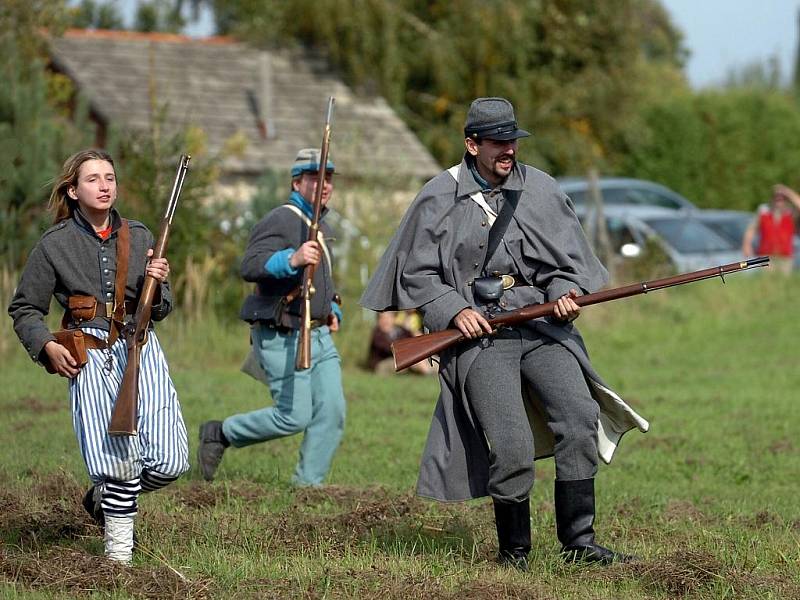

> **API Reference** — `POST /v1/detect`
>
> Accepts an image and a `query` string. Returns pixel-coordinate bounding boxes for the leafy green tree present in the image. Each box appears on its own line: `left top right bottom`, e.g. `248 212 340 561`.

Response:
0 1 96 270
200 0 687 174
135 0 185 33
622 89 800 210
70 0 124 30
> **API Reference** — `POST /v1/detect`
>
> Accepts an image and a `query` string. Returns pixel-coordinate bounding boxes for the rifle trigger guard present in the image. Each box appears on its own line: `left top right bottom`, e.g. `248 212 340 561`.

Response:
718 266 726 283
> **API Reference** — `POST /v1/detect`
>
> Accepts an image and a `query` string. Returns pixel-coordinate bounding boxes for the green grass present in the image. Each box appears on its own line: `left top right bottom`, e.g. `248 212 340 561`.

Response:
1 273 798 598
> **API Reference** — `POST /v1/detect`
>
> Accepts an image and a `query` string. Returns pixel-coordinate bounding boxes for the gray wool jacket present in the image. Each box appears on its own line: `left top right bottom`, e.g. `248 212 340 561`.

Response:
8 208 171 364
239 204 337 326
361 157 649 501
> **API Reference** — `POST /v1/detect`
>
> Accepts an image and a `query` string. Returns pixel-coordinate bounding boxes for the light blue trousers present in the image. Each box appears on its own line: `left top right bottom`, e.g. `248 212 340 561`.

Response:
223 324 346 486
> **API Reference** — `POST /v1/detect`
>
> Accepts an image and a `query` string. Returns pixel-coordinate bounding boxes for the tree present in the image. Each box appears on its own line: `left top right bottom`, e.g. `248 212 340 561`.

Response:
0 0 96 269
197 0 687 174
70 0 124 30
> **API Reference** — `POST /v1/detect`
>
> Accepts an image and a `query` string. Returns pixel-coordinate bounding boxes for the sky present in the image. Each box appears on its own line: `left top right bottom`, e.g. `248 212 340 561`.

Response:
120 1 800 89
661 0 800 87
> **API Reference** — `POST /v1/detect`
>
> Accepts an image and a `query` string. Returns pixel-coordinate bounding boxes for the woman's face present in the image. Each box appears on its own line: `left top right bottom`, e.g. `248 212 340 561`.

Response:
68 159 117 215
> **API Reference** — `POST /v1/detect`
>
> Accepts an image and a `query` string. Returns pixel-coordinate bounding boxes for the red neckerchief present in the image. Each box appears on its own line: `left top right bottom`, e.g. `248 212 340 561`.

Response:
97 224 113 240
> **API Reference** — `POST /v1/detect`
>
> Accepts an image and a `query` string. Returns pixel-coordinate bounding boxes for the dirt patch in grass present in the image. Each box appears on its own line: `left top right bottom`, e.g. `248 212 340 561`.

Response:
0 471 96 545
767 438 795 454
167 479 281 509
663 499 706 523
592 549 799 598
0 474 215 598
169 481 230 509
741 509 782 529
730 571 800 600
238 564 558 600
591 549 723 596
0 545 214 599
16 395 62 414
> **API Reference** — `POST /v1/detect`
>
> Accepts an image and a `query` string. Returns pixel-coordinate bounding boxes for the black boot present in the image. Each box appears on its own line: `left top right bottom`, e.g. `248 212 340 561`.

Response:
82 484 104 528
493 498 531 571
554 478 635 565
197 421 230 481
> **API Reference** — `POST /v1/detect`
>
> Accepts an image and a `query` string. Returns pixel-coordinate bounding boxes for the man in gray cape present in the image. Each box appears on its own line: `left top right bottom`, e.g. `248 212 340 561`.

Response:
360 97 649 570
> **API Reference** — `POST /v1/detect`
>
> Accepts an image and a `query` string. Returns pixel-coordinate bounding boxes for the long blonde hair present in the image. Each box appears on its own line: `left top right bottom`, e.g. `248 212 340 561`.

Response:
48 149 116 224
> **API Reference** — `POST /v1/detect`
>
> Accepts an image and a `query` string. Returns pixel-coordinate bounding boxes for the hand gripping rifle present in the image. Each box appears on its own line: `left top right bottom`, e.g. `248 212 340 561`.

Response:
391 257 770 372
108 154 191 436
296 97 335 370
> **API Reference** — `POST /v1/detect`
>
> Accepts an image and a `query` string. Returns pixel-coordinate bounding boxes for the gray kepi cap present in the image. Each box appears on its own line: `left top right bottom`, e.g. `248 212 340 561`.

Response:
464 97 530 141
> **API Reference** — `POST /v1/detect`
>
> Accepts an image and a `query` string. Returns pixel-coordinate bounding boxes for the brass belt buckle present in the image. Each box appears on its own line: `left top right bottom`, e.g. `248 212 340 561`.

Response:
500 274 516 290
105 301 115 316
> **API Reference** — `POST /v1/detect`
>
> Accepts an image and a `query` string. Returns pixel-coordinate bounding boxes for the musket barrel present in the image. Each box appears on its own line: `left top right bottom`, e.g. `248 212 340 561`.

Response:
295 98 335 371
391 257 770 372
109 154 190 436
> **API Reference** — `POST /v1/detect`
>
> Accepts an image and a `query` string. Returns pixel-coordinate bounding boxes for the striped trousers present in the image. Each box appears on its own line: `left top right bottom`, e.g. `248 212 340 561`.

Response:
70 328 189 484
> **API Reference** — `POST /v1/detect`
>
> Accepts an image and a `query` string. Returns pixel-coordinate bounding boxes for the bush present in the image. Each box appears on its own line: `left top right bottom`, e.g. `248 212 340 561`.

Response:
622 89 800 210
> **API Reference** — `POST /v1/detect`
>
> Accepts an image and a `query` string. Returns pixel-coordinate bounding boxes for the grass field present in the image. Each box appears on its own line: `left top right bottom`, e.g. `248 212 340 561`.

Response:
1 273 798 599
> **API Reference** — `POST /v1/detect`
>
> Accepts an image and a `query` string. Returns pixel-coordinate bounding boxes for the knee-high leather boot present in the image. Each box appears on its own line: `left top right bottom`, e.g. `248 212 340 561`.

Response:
493 498 531 571
554 478 635 565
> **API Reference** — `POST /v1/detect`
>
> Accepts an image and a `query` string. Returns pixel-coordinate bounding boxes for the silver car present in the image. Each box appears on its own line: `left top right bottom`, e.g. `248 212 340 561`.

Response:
575 205 745 272
559 177 697 212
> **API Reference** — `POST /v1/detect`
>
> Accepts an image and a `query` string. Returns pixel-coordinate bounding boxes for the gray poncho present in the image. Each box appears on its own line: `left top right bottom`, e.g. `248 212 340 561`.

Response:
361 157 649 501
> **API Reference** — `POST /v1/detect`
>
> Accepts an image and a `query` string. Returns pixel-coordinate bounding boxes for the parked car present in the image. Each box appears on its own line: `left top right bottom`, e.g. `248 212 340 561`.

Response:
694 209 753 248
576 205 745 272
558 177 697 212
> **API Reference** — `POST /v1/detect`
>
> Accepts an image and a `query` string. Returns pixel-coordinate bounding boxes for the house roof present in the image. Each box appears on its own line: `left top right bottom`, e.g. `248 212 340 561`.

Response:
49 29 440 179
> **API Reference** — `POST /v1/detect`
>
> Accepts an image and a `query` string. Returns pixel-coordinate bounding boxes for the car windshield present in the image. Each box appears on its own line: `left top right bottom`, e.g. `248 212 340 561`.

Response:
701 216 752 245
642 218 736 253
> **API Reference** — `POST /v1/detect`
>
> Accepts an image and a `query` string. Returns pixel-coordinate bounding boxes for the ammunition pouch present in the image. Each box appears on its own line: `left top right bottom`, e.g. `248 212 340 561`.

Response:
43 329 89 374
473 276 505 302
68 295 98 322
472 274 521 302
271 285 303 329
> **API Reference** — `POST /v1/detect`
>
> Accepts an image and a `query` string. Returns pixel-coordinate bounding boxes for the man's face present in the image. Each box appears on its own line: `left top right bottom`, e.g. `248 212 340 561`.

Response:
292 170 334 205
465 137 518 186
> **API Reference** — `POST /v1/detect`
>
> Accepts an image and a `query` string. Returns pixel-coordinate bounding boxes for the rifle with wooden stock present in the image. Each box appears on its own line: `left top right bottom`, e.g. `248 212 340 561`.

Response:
295 96 335 370
391 257 770 372
108 154 191 436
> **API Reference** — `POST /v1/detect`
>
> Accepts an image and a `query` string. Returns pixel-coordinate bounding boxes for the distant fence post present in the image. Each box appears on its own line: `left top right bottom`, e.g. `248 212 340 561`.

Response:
587 168 618 281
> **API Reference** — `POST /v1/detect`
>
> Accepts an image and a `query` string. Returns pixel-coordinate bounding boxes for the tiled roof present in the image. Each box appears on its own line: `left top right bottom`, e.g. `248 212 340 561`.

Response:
49 29 440 179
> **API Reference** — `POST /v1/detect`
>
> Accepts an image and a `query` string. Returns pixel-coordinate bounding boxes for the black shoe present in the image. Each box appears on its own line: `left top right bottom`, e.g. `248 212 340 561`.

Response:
561 543 636 565
82 485 104 528
494 498 531 572
555 478 635 566
197 420 229 481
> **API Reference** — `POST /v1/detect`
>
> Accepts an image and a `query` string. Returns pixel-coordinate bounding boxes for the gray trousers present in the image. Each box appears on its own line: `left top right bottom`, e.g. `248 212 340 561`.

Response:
464 327 599 503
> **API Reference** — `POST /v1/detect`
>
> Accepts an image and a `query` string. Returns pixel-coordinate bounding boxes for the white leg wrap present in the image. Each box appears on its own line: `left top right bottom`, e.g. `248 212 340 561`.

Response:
104 515 134 564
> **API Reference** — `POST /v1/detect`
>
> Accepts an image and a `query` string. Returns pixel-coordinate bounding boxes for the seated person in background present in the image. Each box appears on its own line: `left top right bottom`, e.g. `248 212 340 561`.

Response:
368 311 434 375
742 184 800 274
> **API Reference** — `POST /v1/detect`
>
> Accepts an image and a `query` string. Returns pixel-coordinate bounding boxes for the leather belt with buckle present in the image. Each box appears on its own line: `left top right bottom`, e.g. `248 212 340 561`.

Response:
95 300 137 318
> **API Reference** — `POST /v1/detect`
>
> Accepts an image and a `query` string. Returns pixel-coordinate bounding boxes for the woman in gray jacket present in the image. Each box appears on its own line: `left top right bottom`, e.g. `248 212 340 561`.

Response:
8 149 189 563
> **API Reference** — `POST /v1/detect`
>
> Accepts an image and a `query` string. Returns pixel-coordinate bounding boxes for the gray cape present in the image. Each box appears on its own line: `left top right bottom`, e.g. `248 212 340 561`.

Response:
361 158 649 501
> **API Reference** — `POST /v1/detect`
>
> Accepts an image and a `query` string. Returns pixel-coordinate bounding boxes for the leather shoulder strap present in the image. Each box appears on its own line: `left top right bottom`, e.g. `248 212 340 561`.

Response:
280 204 332 269
106 219 130 346
447 165 519 273
447 165 498 224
